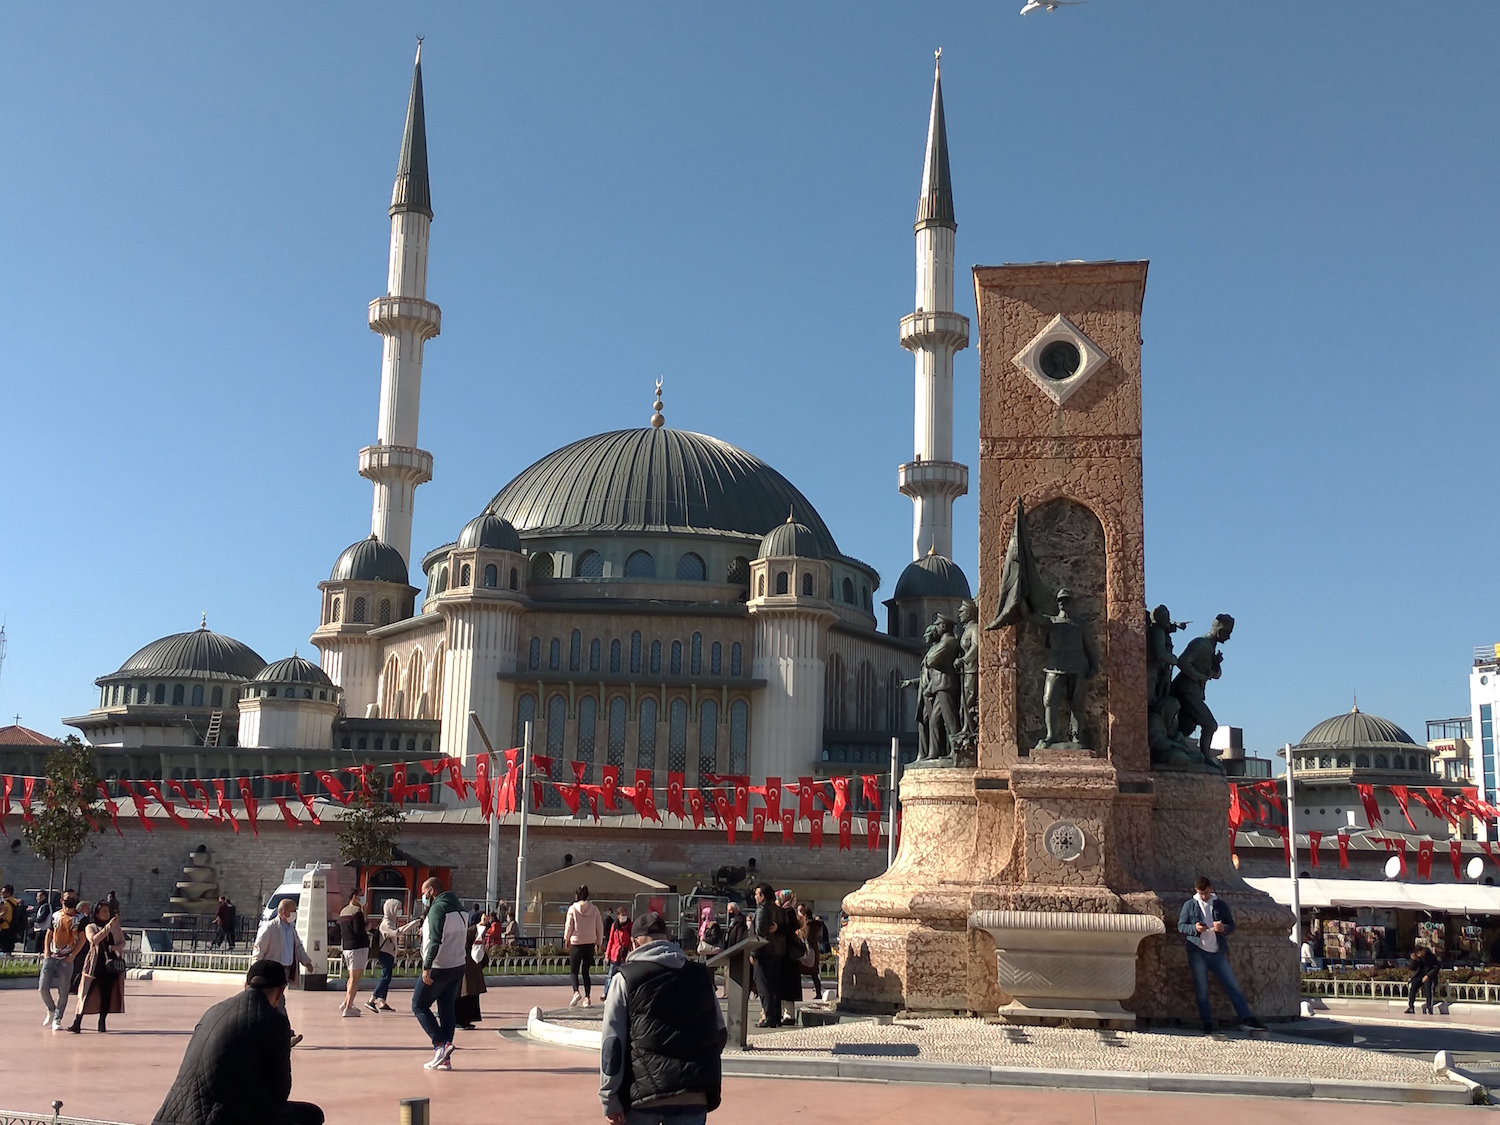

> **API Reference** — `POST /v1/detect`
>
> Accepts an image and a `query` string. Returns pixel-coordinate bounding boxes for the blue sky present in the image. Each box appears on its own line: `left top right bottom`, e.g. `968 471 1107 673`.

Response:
1 2 1496 755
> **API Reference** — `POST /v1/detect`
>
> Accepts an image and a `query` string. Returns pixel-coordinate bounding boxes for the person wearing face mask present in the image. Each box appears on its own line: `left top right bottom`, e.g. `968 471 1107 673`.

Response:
253 898 316 1047
411 877 468 1071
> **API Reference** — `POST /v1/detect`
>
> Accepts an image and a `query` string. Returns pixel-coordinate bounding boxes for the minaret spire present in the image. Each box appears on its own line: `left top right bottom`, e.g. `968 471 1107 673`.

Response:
898 50 969 561
359 45 442 565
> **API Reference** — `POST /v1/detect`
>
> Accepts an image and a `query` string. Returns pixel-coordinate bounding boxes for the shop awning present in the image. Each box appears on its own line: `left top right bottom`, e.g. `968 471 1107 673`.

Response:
1244 876 1500 914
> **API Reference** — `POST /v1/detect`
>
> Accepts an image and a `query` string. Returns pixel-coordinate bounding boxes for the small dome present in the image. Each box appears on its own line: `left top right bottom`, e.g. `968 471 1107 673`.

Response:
330 534 409 584
1295 707 1417 751
758 515 823 560
254 655 333 687
115 624 266 681
893 553 972 600
457 512 522 552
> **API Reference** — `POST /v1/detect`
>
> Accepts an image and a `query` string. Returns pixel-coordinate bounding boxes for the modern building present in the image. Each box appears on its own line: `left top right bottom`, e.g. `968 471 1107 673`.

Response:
1470 645 1500 840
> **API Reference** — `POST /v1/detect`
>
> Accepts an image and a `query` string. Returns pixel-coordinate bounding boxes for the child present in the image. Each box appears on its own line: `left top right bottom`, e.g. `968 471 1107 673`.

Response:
604 906 632 979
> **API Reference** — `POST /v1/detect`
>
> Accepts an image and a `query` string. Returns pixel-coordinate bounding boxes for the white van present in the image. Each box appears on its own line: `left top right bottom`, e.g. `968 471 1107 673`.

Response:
260 862 346 944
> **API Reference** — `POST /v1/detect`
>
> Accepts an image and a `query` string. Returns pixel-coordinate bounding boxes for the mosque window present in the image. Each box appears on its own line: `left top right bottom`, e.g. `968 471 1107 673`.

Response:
670 641 683 676
776 572 788 595
353 597 367 623
528 637 541 671
856 661 878 731
699 699 718 778
422 738 432 753
303 689 313 700
577 550 604 578
578 696 597 775
668 699 688 772
625 550 656 579
332 597 341 623
570 630 582 672
460 564 471 587
549 638 561 671
610 639 622 673
1337 754 1350 768
122 685 132 704
191 685 204 707
483 564 498 588
676 553 706 581
589 638 601 672
886 669 902 731
731 643 743 677
172 684 185 706
318 690 326 701
379 599 392 625
802 573 814 597
373 736 384 751
638 697 658 770
757 575 766 597
545 694 568 803
1374 754 1389 769
515 694 536 747
109 685 118 705
607 697 627 766
691 633 702 675
630 632 642 673
357 737 368 750
907 613 919 637
728 556 750 586
531 552 555 580
1393 755 1405 770
842 577 855 605
824 654 846 729
710 642 722 676
651 641 662 675
863 586 872 611
729 700 748 774
509 568 519 590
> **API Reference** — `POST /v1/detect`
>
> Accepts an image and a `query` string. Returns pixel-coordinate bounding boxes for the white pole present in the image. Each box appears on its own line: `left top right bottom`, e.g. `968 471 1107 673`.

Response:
514 721 533 937
1285 742 1301 947
469 711 501 915
887 736 901 868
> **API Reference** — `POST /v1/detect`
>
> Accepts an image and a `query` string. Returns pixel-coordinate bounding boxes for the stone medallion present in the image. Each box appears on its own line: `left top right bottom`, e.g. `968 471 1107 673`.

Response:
1044 820 1087 862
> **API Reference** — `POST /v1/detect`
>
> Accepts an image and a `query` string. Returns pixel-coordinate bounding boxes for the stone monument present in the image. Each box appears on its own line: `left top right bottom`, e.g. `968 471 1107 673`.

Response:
839 261 1298 1025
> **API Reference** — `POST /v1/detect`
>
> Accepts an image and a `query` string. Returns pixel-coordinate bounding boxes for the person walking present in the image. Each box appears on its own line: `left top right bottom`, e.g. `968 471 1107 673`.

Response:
152 959 325 1125
1405 946 1441 1015
212 897 237 950
0 884 24 957
27 890 52 954
599 911 726 1125
723 902 747 949
365 899 409 1013
605 906 633 980
564 884 605 1008
795 904 825 1001
39 894 85 1031
336 890 369 1018
751 883 785 1027
253 898 316 1047
69 900 126 1033
777 891 803 1022
1177 876 1267 1034
454 914 488 1030
411 877 467 1071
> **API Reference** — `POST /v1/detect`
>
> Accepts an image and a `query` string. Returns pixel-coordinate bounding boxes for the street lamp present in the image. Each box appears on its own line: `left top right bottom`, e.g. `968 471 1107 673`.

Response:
1276 743 1300 946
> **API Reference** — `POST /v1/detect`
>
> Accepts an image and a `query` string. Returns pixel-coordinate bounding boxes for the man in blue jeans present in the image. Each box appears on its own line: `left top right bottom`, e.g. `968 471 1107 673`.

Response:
411 877 468 1070
1178 875 1267 1034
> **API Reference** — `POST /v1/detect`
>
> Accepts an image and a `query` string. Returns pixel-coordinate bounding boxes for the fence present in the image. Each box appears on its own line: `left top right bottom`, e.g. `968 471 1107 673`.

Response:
0 1112 131 1125
1301 976 1500 1004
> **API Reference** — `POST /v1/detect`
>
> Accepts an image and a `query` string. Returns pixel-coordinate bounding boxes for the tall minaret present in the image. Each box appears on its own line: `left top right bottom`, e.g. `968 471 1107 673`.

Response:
897 50 969 561
359 43 441 566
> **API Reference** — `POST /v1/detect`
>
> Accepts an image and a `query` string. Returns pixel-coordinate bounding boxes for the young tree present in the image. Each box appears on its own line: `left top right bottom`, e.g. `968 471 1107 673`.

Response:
22 735 103 892
334 774 406 868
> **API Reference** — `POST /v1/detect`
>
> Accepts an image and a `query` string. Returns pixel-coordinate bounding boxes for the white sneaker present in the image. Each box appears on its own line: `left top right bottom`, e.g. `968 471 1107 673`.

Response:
423 1041 455 1069
581 997 591 1008
568 993 581 1008
341 1006 360 1018
43 1012 54 1028
52 1016 62 1031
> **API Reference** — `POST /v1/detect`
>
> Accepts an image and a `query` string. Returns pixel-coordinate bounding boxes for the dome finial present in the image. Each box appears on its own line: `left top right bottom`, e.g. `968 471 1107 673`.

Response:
1352 691 1359 714
650 380 665 428
927 543 936 556
200 611 208 630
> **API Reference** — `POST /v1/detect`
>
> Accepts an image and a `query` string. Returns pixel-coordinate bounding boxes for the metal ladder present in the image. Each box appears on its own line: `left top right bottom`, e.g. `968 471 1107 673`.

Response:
203 710 223 747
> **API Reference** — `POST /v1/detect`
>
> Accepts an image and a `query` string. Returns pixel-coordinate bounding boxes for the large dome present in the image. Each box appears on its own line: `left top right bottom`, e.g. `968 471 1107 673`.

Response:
485 428 839 556
331 534 410 585
893 553 971 600
253 655 333 687
1295 707 1417 750
116 625 266 681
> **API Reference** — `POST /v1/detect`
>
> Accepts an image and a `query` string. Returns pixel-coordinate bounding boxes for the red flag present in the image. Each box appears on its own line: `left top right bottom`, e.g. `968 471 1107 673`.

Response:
1452 840 1465 880
315 771 351 805
554 782 581 815
446 758 470 800
832 776 850 821
412 784 431 803
347 764 373 797
143 781 191 829
581 784 601 821
733 777 749 824
1412 787 1447 824
868 814 880 851
712 792 736 843
686 787 705 828
95 782 124 838
752 807 766 842
637 774 661 824
22 776 36 822
570 759 587 784
190 779 220 821
1307 830 1323 867
1355 784 1382 828
531 756 553 808
0 774 10 834
1256 779 1284 813
287 776 320 824
809 811 824 849
120 779 153 833
1273 824 1290 863
1417 838 1434 880
237 778 259 838
780 807 795 843
167 778 202 812
1395 836 1408 877
837 811 852 851
667 772 686 819
390 763 409 805
764 777 782 821
475 755 491 818
797 776 815 822
272 796 301 828
602 765 619 811
1337 831 1349 869
861 775 882 813
1389 786 1418 833
208 779 237 833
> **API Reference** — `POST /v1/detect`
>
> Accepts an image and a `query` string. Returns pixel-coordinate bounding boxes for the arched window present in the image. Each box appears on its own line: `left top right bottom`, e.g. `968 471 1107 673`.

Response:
638 697 658 770
347 596 366 624
710 641 722 676
509 568 519 590
155 683 166 704
670 640 682 675
776 571 789 595
530 552 554 579
607 697 627 766
1337 754 1351 769
577 695 597 778
650 641 662 674
728 556 750 586
1374 754 1389 769
549 637 561 671
119 685 129 705
668 698 688 772
691 633 702 675
730 700 749 774
211 686 223 708
886 669 902 731
824 654 846 730
577 550 604 578
699 699 718 778
802 573 814 597
172 684 185 706
907 612 919 638
459 564 471 587
379 599 392 625
435 566 449 594
515 694 536 745
842 577 855 605
1393 755 1405 770
676 553 706 581
528 637 541 671
331 597 341 623
862 586 872 611
731 642 743 677
191 684 203 707
1356 754 1370 768
625 550 656 578
757 574 766 597
855 661 878 731
483 564 498 588
546 693 567 755
570 629 582 672
610 639 622 673
630 632 642 673
589 638 601 672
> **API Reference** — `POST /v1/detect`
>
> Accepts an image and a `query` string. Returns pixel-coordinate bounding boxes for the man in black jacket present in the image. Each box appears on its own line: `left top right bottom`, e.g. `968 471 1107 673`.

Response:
599 912 726 1125
153 960 324 1125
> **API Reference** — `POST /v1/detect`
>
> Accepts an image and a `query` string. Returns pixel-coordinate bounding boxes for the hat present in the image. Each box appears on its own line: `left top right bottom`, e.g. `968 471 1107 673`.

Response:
1055 588 1075 601
246 959 288 990
631 911 669 939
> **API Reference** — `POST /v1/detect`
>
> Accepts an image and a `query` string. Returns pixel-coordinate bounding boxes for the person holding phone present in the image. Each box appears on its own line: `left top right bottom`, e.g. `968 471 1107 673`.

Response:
1177 875 1267 1035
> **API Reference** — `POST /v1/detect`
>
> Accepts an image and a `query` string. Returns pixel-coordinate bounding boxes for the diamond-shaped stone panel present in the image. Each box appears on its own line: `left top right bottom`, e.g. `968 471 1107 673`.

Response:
1011 313 1111 406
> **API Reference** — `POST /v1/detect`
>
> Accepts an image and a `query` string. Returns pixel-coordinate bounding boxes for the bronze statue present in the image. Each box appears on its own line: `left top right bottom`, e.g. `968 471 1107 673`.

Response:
1170 614 1234 766
956 599 980 742
1147 695 1194 767
1028 589 1099 749
903 616 962 763
1145 604 1186 709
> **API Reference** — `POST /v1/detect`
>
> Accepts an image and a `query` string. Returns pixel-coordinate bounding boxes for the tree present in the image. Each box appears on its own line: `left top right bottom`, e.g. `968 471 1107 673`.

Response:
334 774 406 868
22 735 103 891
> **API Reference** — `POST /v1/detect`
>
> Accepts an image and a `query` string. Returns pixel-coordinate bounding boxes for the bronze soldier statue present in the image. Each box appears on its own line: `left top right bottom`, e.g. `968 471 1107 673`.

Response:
1171 613 1234 765
1026 589 1099 749
955 599 980 743
902 616 962 762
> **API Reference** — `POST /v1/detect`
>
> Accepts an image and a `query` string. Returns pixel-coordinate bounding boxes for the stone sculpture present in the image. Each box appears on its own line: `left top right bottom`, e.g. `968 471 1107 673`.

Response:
1168 613 1234 768
903 616 962 764
1145 604 1186 709
955 598 981 745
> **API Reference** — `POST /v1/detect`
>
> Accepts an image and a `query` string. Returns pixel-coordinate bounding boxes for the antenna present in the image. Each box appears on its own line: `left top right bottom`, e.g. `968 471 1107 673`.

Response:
0 621 7 696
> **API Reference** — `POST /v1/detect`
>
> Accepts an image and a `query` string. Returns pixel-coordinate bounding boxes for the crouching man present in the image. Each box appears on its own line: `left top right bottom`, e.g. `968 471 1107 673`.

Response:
600 911 727 1125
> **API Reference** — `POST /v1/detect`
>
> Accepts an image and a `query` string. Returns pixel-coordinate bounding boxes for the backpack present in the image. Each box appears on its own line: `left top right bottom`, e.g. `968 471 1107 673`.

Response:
784 927 807 965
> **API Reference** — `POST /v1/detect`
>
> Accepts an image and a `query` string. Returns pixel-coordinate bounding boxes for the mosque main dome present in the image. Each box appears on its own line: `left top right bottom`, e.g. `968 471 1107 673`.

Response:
484 428 840 556
1295 708 1418 751
114 624 266 682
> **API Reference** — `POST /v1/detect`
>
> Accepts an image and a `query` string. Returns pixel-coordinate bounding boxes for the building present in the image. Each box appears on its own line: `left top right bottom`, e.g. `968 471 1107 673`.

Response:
1470 645 1500 839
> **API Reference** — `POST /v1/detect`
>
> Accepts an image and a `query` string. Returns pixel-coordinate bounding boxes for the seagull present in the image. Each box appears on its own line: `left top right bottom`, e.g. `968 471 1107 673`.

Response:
1020 0 1086 13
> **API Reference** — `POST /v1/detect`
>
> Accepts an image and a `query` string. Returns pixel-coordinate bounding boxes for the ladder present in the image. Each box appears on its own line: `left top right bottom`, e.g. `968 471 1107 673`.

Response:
204 710 223 747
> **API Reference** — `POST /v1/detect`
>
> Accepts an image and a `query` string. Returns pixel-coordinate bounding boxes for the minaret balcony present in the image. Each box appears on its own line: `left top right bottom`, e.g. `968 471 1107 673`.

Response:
368 296 442 340
359 444 434 486
899 459 968 499
900 310 969 352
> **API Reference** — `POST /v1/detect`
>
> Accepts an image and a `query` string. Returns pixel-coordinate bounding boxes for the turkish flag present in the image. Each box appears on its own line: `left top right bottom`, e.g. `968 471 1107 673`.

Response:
638 775 661 824
208 779 237 833
287 776 321 824
602 765 619 810
475 756 491 818
168 778 202 812
868 815 880 852
391 764 409 805
530 755 552 808
1395 837 1409 877
555 782 581 815
191 779 221 821
273 796 301 828
0 774 10 834
1337 831 1349 869
686 787 705 828
764 777 782 821
1307 830 1322 867
668 772 686 819
861 774 882 813
22 776 36 822
1417 838 1434 880
443 758 468 800
1389 785 1419 832
581 784 601 821
1355 784 1382 828
832 777 850 821
837 811 852 851
1273 824 1290 863
315 771 351 804
733 777 750 824
143 781 190 829
1257 779 1284 812
713 792 736 843
781 807 795 843
237 778 259 838
752 807 766 842
1452 840 1465 880
571 759 588 784
809 811 824 849
95 782 124 838
797 776 815 822
120 779 153 833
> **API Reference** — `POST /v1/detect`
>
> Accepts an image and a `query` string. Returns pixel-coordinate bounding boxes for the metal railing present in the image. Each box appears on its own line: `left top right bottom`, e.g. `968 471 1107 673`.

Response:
0 1111 131 1125
1301 976 1500 1003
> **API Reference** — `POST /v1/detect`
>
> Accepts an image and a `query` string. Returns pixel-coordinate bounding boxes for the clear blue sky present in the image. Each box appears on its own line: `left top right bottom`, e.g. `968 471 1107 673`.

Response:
1 2 1496 755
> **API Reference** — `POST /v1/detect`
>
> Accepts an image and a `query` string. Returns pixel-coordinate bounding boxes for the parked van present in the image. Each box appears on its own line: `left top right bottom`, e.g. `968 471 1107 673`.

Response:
260 862 346 945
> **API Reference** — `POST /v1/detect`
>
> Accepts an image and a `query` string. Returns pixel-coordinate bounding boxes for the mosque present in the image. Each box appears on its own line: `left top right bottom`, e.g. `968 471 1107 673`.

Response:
41 50 977 805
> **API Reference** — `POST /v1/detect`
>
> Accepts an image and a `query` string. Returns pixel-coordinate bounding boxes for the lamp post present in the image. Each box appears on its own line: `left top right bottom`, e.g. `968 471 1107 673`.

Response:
514 721 533 936
1278 742 1300 946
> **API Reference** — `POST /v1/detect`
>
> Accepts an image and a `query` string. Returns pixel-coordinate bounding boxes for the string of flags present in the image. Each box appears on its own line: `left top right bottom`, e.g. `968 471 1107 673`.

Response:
0 755 896 853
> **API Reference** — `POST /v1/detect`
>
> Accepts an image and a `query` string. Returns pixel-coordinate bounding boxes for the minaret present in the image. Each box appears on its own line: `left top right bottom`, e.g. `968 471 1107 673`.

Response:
897 49 969 561
359 42 441 566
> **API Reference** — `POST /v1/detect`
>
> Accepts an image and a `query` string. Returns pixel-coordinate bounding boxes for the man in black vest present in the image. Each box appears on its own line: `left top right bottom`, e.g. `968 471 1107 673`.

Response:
599 911 727 1125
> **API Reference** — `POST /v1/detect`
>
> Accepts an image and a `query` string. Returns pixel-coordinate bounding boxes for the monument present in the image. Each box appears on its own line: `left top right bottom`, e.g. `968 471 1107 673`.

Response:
839 261 1298 1025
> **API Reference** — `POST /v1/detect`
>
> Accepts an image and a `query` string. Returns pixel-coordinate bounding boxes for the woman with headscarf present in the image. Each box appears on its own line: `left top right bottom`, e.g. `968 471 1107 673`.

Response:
69 900 126 1033
454 912 488 1030
365 899 412 1013
751 883 786 1027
